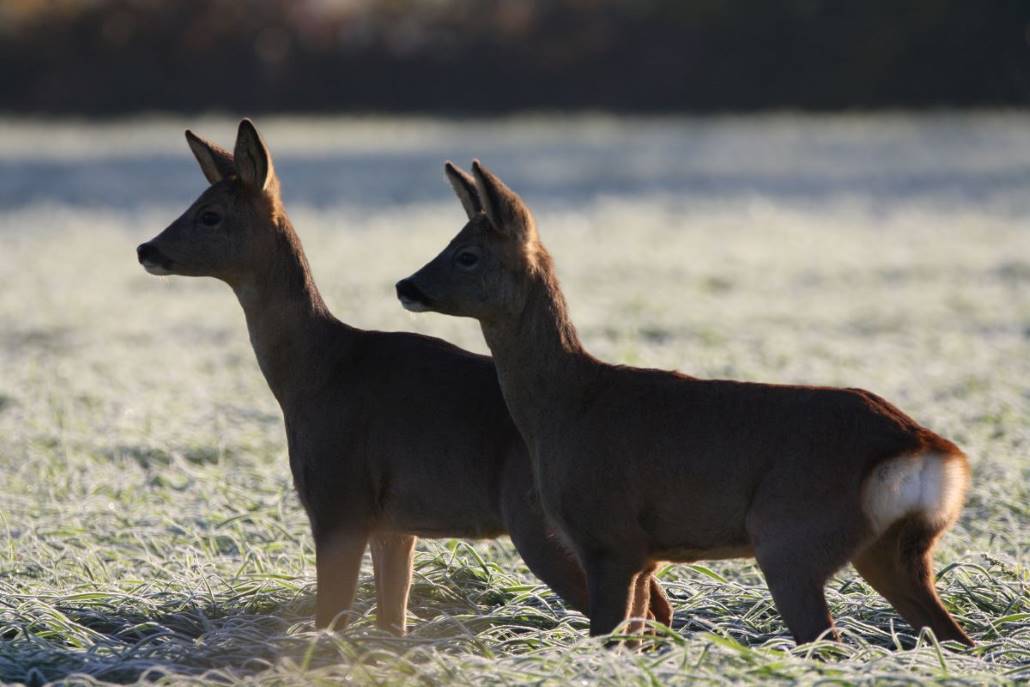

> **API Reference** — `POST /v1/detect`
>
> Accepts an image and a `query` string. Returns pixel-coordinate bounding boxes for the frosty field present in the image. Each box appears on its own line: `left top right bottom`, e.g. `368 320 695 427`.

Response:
0 114 1027 685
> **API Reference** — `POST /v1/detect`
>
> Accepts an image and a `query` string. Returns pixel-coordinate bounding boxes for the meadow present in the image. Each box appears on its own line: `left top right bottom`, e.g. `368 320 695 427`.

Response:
0 114 1027 685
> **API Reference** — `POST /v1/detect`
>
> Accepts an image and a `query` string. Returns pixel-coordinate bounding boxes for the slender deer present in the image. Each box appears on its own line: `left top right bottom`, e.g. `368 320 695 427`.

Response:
395 160 974 646
136 121 671 634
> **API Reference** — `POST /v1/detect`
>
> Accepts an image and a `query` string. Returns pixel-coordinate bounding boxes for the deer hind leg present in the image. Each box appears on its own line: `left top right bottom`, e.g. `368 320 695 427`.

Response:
748 509 867 643
647 571 674 627
857 450 972 646
753 547 838 644
314 528 370 630
370 533 417 635
626 562 659 635
852 515 973 646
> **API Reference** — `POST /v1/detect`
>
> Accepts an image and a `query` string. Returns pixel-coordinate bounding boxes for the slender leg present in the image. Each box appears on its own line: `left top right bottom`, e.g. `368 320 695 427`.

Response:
314 529 369 630
749 521 862 643
627 563 657 635
509 514 671 631
852 516 973 646
501 474 670 630
647 573 673 627
746 474 872 644
509 531 590 613
503 480 594 613
584 556 641 637
755 549 838 644
370 533 418 635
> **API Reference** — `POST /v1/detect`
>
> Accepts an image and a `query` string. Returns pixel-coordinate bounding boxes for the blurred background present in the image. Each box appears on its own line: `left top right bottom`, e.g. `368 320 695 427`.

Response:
3 0 1030 114
2 0 1030 215
2 0 1030 213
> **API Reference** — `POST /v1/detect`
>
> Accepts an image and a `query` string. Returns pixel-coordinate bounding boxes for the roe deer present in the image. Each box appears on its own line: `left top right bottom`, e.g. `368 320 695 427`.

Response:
395 161 974 646
136 121 671 634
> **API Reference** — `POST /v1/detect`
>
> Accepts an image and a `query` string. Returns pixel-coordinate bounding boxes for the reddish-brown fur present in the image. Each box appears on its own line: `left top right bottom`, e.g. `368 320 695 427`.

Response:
136 121 671 634
397 161 974 646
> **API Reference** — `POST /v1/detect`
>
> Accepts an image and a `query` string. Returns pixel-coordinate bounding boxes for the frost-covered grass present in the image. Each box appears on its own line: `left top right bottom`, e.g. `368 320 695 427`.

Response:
0 115 1027 685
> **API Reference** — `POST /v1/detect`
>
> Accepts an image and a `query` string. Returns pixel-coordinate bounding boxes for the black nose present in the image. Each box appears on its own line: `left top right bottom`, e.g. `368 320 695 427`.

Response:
137 243 158 264
395 279 430 305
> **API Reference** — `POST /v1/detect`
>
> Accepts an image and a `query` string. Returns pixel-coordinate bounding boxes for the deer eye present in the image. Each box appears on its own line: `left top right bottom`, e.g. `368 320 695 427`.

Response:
199 210 222 227
456 251 479 269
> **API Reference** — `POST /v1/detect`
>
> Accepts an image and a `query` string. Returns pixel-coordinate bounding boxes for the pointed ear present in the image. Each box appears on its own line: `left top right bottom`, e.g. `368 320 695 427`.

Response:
444 161 483 219
471 160 535 243
233 118 274 191
185 130 234 184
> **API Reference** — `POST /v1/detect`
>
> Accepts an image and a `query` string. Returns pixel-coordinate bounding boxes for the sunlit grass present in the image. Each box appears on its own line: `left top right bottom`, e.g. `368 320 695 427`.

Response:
0 132 1028 684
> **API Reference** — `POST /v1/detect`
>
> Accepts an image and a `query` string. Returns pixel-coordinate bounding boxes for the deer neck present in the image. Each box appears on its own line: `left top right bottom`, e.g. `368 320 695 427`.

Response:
480 256 593 437
231 220 343 405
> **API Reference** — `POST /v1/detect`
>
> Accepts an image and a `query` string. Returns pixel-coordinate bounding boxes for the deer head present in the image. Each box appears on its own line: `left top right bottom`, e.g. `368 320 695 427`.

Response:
137 119 284 287
396 161 542 322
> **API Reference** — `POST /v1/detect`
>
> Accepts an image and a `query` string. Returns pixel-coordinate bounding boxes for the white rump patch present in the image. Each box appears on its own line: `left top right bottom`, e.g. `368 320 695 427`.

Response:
862 452 969 535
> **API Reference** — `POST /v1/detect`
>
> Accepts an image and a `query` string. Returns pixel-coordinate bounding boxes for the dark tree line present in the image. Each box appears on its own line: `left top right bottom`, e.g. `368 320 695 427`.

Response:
2 0 1029 114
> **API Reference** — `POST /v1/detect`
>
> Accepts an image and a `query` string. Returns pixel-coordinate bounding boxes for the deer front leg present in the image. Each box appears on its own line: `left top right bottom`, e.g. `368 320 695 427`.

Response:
370 533 417 635
314 528 369 630
584 555 642 638
511 524 670 632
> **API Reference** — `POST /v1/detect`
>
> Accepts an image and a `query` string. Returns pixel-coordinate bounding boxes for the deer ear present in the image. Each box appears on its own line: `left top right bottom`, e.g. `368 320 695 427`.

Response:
233 119 274 191
185 130 234 184
471 160 535 243
445 161 483 219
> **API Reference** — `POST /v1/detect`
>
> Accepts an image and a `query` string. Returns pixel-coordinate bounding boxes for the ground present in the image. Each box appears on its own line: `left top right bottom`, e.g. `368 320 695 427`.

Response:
0 114 1027 685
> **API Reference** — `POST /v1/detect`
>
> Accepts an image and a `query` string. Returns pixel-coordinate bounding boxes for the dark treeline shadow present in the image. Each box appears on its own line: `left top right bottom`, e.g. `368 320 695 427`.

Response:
2 0 1029 115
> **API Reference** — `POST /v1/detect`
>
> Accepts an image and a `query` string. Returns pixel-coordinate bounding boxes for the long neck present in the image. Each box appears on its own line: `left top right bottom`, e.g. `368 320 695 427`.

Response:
480 250 596 438
231 218 345 405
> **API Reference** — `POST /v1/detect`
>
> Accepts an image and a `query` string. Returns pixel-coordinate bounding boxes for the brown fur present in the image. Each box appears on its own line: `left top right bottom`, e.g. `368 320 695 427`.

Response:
136 122 671 634
397 160 974 646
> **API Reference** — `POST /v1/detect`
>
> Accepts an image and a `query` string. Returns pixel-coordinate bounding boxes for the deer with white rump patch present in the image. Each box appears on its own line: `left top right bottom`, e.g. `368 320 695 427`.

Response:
395 161 974 646
136 121 671 634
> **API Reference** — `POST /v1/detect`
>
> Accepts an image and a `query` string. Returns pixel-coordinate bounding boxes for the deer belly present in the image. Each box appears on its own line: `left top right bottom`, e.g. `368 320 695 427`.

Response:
653 543 754 563
376 485 506 540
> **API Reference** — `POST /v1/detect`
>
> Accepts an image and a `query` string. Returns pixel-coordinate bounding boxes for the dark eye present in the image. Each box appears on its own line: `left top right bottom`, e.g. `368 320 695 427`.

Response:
456 251 479 268
200 210 221 227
